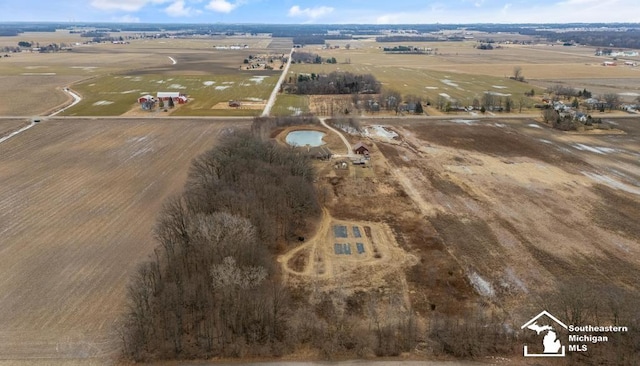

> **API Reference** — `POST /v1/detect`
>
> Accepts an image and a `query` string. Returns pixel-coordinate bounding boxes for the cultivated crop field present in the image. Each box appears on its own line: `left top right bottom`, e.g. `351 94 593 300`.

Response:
0 118 249 362
0 34 288 117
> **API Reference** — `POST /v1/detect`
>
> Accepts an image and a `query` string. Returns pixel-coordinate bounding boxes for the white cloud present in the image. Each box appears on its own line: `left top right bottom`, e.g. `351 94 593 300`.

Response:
288 5 334 19
206 0 239 13
112 14 141 22
165 0 199 16
91 0 169 12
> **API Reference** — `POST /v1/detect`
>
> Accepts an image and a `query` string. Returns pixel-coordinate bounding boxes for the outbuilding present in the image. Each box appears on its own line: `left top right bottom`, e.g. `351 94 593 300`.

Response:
352 141 370 155
138 94 155 104
157 92 181 101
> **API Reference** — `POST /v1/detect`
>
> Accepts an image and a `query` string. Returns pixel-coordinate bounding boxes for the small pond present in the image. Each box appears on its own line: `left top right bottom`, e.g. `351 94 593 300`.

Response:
285 130 326 147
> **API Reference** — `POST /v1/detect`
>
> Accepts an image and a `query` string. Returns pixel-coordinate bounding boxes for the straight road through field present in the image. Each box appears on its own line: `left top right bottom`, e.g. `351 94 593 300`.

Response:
262 48 294 117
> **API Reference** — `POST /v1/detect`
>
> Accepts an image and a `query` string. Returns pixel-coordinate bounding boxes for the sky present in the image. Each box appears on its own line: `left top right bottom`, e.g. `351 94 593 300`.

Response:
1 0 639 24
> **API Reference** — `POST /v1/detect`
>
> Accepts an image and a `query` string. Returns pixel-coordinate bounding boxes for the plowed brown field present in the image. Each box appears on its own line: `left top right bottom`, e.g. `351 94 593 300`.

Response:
0 118 248 363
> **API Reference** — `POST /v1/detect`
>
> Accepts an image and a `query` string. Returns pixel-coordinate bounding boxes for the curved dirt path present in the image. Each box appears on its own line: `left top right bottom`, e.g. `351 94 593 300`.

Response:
49 88 82 117
319 117 352 156
261 48 294 117
0 87 83 144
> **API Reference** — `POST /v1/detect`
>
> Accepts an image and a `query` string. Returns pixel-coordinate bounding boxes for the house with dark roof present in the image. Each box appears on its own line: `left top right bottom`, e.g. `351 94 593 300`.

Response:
352 141 370 155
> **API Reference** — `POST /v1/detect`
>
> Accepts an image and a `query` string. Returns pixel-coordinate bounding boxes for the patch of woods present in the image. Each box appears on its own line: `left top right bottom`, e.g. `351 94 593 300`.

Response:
285 71 380 95
291 51 337 64
121 127 321 360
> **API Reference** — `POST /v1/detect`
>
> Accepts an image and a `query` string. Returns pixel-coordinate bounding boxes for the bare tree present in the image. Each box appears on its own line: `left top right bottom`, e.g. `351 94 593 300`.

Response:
513 66 524 82
602 93 621 111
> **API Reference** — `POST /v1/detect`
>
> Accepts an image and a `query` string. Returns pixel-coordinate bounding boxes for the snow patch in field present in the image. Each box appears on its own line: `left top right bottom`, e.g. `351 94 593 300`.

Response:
619 92 640 97
425 86 438 90
539 139 553 144
451 119 477 125
492 85 507 89
25 66 47 69
582 172 640 195
503 268 528 293
527 123 542 129
573 143 617 154
249 76 269 84
245 97 263 102
121 89 140 94
155 80 165 84
222 81 235 85
486 91 512 97
469 272 495 297
441 79 459 87
93 100 114 106
215 86 230 90
287 106 302 116
70 66 98 71
364 125 398 140
203 81 216 86
168 84 186 89
21 72 56 75
494 123 506 128
438 93 453 101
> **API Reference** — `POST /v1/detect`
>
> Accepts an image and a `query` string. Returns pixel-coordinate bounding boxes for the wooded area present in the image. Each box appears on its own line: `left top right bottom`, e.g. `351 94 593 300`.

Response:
289 71 380 95
121 131 320 360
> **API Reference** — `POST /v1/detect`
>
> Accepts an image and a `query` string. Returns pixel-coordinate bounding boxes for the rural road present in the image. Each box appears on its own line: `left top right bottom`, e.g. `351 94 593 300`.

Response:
0 121 38 144
50 87 82 116
262 48 294 117
0 87 83 144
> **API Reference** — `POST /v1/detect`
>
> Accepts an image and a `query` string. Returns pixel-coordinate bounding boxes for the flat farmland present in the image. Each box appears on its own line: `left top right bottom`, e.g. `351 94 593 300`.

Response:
0 118 249 362
370 117 640 313
63 72 279 117
291 40 640 109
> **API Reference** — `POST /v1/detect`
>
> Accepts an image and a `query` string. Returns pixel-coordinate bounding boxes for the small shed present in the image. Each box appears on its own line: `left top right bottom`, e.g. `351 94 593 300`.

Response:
176 95 188 104
352 141 370 155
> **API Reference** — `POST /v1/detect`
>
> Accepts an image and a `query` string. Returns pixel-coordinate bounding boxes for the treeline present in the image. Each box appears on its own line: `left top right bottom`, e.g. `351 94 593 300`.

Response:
121 130 320 361
291 52 337 64
376 36 463 42
553 30 640 49
289 71 380 95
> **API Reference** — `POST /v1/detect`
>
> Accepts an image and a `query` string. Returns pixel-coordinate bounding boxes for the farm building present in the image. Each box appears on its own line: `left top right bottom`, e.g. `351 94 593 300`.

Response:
138 94 155 104
305 146 332 160
156 92 188 104
352 141 370 155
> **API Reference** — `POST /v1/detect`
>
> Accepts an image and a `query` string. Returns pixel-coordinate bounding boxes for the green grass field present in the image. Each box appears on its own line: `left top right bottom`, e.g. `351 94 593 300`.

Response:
288 61 542 108
62 73 278 116
271 94 310 116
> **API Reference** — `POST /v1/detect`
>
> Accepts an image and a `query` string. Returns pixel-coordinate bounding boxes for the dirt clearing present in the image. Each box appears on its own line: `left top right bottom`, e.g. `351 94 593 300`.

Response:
373 118 640 314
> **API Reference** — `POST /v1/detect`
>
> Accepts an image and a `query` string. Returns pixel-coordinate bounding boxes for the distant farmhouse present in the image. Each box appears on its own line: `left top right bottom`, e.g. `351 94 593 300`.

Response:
157 92 188 104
